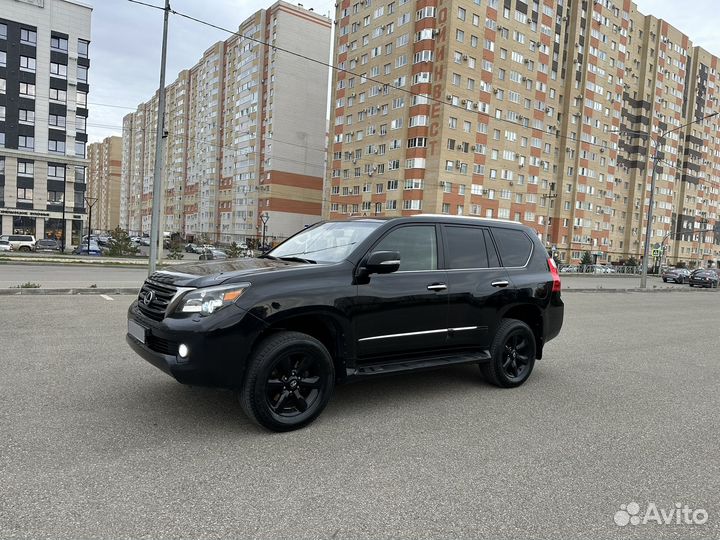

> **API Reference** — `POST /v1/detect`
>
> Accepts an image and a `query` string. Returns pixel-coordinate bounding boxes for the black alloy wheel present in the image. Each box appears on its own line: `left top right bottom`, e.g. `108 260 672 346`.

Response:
240 331 334 432
481 319 536 388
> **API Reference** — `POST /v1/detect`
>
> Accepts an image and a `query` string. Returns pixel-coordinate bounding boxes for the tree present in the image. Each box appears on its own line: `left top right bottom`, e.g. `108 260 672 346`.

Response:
167 238 184 260
226 241 243 258
107 227 139 257
581 250 594 265
625 256 639 267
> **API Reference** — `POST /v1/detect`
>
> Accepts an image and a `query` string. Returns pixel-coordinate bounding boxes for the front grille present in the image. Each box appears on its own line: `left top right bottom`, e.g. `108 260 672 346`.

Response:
146 335 179 356
137 276 178 321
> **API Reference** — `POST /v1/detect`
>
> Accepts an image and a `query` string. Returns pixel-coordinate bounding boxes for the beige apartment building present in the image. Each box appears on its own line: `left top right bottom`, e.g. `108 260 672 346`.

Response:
87 135 121 231
326 0 720 267
120 1 331 244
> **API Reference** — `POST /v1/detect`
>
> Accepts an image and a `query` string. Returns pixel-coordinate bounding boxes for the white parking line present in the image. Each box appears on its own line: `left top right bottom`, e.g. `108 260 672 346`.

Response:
100 294 114 301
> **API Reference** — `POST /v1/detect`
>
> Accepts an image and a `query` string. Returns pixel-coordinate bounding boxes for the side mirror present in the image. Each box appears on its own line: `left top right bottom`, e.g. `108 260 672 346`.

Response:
364 250 400 274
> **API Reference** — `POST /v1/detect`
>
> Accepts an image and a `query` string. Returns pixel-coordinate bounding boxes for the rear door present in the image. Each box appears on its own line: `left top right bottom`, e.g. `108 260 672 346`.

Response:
353 224 449 359
442 225 511 350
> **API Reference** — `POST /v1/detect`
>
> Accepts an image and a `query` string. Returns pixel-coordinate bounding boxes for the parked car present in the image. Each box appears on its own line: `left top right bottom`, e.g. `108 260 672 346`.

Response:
0 234 36 252
198 248 228 260
35 239 62 252
560 265 577 273
127 215 564 432
662 268 691 284
73 241 102 256
689 269 719 288
0 240 12 252
185 243 198 253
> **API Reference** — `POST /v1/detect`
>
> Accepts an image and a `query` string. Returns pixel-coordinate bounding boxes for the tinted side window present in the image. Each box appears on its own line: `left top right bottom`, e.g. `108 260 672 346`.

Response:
492 228 533 267
444 226 488 269
374 225 437 271
483 229 501 267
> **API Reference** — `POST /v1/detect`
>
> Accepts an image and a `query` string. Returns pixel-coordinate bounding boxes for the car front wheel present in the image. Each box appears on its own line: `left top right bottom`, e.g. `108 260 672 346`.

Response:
480 319 536 388
240 331 335 432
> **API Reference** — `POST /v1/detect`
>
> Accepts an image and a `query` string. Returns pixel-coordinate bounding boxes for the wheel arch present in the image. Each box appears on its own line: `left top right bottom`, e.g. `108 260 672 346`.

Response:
501 304 544 359
253 309 350 379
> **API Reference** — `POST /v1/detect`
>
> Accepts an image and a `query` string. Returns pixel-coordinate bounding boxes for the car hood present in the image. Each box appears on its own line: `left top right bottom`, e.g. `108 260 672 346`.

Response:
154 257 310 288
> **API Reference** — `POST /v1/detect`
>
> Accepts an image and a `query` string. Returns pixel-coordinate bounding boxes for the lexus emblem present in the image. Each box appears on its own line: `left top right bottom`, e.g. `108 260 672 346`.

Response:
142 290 155 305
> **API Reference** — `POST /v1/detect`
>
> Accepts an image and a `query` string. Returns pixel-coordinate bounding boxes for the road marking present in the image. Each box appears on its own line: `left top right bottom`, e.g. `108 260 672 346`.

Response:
100 294 114 301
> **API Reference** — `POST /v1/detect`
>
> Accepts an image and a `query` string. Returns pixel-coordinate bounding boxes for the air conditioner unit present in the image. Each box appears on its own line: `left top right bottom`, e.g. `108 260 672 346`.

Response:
522 76 528 81
461 99 467 105
455 160 461 169
462 54 469 61
446 94 453 100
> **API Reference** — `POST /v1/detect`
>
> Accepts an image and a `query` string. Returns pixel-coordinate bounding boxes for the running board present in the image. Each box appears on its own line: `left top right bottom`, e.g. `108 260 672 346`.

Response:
347 351 491 378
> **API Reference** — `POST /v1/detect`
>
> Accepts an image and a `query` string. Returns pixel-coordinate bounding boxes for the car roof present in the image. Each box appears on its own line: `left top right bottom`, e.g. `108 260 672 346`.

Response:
329 214 528 229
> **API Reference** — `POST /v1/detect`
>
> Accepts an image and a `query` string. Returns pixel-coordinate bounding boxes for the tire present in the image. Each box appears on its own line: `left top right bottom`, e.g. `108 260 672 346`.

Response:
662 278 667 283
19 246 31 252
240 331 335 432
480 319 536 388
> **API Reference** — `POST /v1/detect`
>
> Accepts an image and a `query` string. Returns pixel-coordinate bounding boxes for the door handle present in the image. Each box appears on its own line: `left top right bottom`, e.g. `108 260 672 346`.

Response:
427 283 447 291
491 280 510 288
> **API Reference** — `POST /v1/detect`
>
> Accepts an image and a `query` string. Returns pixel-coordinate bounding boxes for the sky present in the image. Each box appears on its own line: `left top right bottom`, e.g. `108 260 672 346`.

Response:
87 0 720 143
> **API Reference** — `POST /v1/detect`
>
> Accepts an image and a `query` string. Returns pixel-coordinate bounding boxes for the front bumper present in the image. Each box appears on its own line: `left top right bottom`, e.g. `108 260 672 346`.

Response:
126 300 259 388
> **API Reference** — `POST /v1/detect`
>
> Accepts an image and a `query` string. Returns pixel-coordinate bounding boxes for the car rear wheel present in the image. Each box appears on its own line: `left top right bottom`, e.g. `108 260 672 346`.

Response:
19 246 31 252
240 331 335 432
480 319 536 388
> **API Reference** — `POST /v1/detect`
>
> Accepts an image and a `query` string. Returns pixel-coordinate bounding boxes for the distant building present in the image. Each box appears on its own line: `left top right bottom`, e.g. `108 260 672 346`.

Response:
0 0 92 246
87 136 121 231
120 1 331 244
326 0 720 267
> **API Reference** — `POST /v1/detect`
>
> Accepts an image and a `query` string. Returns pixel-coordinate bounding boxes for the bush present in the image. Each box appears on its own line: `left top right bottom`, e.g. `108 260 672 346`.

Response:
226 241 243 258
580 251 594 265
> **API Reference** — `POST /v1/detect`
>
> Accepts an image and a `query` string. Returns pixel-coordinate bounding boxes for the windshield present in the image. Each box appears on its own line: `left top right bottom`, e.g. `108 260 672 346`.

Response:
269 221 383 263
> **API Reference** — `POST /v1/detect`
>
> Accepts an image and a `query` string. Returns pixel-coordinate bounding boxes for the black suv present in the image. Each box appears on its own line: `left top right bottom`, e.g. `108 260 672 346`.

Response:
127 216 564 431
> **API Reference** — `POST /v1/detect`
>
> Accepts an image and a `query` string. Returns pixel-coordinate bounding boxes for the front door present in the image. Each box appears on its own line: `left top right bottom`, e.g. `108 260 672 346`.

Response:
353 224 449 359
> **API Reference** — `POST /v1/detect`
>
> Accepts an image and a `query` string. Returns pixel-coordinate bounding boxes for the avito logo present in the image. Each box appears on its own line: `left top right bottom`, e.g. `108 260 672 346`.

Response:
614 502 709 526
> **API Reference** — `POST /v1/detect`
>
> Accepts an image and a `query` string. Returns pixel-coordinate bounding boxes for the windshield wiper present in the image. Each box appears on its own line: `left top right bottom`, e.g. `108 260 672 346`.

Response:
278 256 316 264
258 253 278 260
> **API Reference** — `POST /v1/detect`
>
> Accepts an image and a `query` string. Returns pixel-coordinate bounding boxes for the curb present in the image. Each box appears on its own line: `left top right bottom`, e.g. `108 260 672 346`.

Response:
563 287 717 293
0 287 139 295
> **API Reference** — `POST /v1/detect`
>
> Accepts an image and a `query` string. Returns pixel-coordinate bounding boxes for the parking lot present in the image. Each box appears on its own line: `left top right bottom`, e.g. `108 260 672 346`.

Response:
1 293 718 539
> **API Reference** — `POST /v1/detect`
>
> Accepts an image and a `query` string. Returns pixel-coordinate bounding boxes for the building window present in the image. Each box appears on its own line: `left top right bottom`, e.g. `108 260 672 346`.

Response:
0 132 4 148
20 29 37 46
49 114 67 129
0 78 5 94
0 105 4 121
48 191 64 203
20 56 36 73
17 188 33 203
51 36 68 52
48 139 66 154
48 165 66 179
76 115 86 133
18 136 34 150
0 51 5 67
17 161 34 176
75 141 86 158
49 88 67 102
76 91 88 108
77 65 88 83
0 23 7 40
75 166 86 183
19 82 36 98
19 110 35 125
78 39 89 58
50 63 68 78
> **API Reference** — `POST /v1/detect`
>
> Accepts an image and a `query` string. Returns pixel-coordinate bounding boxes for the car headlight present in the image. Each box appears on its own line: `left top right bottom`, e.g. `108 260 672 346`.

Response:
176 283 250 316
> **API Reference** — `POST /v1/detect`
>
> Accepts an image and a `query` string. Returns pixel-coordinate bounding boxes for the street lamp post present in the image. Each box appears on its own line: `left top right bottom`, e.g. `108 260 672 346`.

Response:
84 196 98 254
621 110 719 288
260 212 269 252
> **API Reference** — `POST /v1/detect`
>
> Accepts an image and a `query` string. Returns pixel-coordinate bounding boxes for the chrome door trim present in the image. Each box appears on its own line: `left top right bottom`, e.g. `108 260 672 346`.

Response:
358 328 448 342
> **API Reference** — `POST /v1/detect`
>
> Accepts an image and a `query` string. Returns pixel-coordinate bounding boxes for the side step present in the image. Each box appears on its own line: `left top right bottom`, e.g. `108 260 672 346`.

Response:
348 350 491 378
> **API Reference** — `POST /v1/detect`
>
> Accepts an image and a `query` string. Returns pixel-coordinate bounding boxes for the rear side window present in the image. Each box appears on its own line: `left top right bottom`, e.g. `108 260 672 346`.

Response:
374 225 437 271
443 226 488 269
492 227 533 267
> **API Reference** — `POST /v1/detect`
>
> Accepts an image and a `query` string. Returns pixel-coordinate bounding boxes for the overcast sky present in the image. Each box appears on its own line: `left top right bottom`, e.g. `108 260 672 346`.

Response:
87 0 720 143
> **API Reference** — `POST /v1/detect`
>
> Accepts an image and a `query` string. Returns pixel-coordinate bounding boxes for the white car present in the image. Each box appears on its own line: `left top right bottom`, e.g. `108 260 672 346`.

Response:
0 234 35 252
0 240 12 252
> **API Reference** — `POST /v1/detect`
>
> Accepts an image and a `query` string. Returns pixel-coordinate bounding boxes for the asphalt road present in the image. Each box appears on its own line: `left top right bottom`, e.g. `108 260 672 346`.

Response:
1 293 718 539
0 263 695 290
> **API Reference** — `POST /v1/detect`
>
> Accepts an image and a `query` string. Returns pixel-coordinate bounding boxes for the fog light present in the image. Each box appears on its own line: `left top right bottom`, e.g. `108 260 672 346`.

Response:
178 343 189 358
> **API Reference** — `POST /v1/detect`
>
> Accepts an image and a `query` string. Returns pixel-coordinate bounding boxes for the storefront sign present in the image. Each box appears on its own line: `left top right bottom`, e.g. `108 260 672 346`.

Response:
0 208 83 220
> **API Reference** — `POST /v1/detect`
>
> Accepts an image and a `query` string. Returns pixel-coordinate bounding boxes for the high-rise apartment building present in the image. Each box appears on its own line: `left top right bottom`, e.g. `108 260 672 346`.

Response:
120 1 331 245
87 135 121 231
326 0 720 267
0 0 91 246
